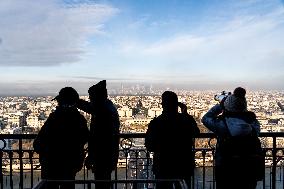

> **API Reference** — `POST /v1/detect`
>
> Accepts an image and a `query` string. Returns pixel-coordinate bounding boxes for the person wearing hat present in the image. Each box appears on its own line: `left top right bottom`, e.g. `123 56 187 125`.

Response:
33 87 89 189
202 87 262 189
77 80 120 189
145 91 200 189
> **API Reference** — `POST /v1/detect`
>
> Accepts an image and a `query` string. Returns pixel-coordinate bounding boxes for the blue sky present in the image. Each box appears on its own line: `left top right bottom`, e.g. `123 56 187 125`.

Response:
0 0 284 95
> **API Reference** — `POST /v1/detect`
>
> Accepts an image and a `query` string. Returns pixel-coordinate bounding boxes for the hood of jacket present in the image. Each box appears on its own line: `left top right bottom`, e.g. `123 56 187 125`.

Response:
224 111 259 137
225 117 254 136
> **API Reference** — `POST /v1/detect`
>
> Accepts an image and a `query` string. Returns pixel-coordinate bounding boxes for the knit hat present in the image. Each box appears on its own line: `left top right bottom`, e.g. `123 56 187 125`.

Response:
88 80 107 99
223 94 247 112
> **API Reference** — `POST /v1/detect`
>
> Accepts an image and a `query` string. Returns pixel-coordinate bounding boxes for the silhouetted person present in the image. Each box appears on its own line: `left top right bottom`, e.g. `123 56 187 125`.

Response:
77 80 120 189
145 91 200 189
33 87 89 189
202 87 262 189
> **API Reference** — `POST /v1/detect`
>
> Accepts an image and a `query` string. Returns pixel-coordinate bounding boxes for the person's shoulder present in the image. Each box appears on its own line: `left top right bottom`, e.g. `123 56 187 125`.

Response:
106 99 115 106
246 111 256 119
105 100 117 111
226 111 257 123
149 115 164 125
48 111 56 116
243 111 257 124
149 116 159 123
154 114 168 121
46 111 57 121
178 112 195 121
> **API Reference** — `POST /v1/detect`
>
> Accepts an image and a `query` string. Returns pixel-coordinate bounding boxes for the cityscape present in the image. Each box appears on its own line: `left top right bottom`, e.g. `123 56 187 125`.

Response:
0 88 284 189
1 0 284 188
1 88 284 140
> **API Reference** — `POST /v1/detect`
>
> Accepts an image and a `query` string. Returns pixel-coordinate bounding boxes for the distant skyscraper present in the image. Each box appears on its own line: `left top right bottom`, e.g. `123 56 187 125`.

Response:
121 83 124 94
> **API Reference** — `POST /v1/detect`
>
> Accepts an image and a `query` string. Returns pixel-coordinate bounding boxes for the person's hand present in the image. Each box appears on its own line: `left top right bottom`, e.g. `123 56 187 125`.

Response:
220 96 228 110
178 102 188 114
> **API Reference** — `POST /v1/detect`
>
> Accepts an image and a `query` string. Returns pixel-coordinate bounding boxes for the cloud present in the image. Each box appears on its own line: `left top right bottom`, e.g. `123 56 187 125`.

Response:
0 0 118 66
117 7 284 82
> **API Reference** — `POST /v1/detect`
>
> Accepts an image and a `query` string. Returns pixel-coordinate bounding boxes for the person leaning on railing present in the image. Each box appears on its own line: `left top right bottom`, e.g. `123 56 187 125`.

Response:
201 87 262 189
33 87 89 189
145 91 200 189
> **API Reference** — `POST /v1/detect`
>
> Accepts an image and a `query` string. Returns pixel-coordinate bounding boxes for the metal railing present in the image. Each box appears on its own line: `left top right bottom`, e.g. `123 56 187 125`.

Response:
32 179 189 189
1 133 284 189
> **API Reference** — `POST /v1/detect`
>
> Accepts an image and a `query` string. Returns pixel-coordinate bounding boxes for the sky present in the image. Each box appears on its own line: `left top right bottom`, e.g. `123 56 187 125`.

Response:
0 0 284 95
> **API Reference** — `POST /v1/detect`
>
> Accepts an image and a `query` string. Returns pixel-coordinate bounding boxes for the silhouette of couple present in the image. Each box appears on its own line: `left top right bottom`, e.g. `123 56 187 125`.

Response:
33 81 201 189
33 80 120 189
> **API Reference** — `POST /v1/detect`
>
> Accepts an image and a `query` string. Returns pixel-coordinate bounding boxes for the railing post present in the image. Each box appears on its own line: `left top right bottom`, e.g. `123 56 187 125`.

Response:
29 151 34 188
283 164 284 189
9 151 13 189
262 149 266 189
272 136 277 189
212 149 215 189
19 139 24 189
202 150 206 189
0 150 3 189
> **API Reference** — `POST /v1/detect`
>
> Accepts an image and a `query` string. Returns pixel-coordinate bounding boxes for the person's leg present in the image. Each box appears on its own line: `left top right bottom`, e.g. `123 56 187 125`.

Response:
41 166 60 189
94 168 112 189
154 173 173 189
59 171 76 189
240 178 257 189
215 166 231 189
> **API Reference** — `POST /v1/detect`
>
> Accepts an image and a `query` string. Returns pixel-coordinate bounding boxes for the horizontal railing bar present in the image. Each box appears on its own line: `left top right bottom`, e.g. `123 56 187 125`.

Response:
33 179 187 189
2 132 284 139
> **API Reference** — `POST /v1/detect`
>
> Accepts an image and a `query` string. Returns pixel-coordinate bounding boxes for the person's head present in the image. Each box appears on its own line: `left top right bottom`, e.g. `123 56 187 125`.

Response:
223 87 247 112
162 91 178 113
54 87 79 106
88 80 108 103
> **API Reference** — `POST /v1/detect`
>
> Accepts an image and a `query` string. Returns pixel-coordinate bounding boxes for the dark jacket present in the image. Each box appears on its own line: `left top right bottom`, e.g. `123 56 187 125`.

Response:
145 112 200 178
78 99 120 171
33 106 89 174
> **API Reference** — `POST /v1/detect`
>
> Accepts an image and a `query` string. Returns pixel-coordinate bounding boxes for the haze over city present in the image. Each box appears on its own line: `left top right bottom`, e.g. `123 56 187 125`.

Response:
0 0 284 95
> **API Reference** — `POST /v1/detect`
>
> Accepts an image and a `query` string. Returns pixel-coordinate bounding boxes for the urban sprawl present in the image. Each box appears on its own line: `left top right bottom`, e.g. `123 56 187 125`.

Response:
1 90 284 168
1 90 284 149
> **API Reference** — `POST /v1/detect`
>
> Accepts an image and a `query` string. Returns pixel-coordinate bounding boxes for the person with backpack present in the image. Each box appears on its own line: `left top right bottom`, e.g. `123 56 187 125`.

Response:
145 91 200 189
33 87 89 189
202 87 264 189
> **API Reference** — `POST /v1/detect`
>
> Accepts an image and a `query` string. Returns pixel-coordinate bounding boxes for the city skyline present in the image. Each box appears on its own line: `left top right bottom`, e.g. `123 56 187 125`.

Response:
0 0 284 95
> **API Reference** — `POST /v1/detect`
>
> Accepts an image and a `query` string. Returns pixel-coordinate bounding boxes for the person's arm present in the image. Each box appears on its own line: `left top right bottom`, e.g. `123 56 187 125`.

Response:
188 114 200 136
201 104 227 136
145 119 157 152
33 125 45 154
178 102 188 114
252 119 261 136
77 99 94 114
79 115 89 145
33 113 53 153
179 102 200 135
